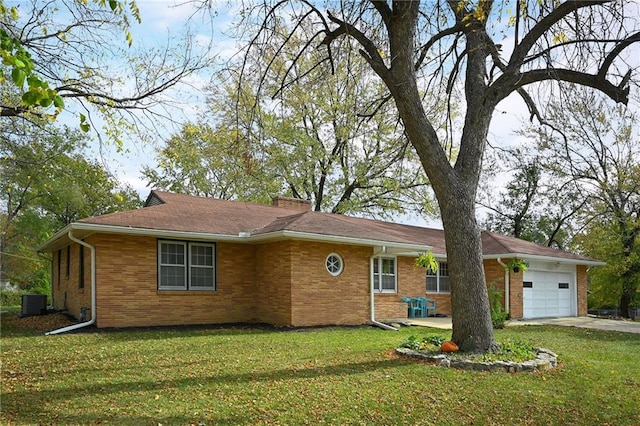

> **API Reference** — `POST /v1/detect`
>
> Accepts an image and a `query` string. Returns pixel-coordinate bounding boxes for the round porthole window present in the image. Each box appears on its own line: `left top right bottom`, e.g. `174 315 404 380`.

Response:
326 253 343 276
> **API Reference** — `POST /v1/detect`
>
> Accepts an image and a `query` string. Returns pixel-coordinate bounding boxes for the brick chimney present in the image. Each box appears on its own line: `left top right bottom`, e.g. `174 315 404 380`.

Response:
272 196 312 212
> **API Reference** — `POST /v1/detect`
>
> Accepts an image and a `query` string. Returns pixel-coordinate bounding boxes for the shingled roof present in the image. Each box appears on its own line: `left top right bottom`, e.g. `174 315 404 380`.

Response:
38 190 603 265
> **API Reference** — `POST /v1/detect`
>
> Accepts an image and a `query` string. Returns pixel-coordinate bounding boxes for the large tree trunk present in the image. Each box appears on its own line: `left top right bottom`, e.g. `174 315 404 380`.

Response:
439 188 494 352
374 2 496 352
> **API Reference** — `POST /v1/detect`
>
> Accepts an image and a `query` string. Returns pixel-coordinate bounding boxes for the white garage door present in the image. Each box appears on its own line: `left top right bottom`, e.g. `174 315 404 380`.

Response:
523 271 572 318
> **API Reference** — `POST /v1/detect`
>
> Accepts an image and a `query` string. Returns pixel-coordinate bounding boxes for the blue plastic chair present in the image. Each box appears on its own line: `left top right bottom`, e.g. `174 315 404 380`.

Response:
402 297 424 318
417 297 436 317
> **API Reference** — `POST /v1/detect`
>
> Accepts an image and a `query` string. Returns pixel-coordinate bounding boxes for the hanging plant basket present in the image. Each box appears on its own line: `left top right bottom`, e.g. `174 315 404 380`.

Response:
507 258 528 274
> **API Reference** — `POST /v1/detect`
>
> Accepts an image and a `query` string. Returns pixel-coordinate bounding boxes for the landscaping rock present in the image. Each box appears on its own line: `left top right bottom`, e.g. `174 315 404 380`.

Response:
395 346 558 373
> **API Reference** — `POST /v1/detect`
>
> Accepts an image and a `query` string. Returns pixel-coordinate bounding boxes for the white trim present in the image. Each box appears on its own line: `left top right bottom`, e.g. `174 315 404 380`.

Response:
482 253 605 266
158 240 216 291
372 256 398 294
425 260 451 294
325 253 344 276
158 240 188 290
369 247 398 331
189 243 216 290
38 223 433 254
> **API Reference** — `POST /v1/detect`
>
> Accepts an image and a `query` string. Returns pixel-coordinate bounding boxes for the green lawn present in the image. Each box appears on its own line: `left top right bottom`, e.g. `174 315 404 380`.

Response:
1 315 639 425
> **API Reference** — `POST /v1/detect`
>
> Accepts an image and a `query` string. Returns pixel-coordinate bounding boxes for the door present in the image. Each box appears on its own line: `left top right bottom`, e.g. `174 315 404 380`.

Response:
523 271 573 318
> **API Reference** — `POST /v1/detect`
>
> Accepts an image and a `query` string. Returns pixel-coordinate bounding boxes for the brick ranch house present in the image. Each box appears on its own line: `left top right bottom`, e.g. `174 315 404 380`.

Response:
38 190 603 330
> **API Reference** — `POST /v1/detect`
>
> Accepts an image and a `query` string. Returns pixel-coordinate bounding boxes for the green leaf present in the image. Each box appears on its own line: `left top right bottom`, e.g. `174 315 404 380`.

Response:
109 0 118 11
22 90 40 105
79 113 90 132
53 95 64 109
39 97 53 108
27 75 44 89
11 68 25 87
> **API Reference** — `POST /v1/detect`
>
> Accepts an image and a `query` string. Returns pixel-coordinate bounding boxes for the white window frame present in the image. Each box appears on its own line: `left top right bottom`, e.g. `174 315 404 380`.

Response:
326 253 344 276
426 261 450 293
372 256 397 293
188 243 216 290
158 240 216 291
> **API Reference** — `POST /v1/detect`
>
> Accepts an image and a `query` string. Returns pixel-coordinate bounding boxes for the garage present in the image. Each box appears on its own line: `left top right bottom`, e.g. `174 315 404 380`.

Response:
523 270 573 318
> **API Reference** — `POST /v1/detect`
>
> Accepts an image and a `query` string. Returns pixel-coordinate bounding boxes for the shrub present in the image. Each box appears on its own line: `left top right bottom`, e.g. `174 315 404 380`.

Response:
399 335 447 352
0 288 49 308
489 283 509 329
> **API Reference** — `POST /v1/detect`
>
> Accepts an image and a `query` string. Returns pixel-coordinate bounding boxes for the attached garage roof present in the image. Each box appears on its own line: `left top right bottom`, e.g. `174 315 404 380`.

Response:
38 190 604 265
481 231 604 265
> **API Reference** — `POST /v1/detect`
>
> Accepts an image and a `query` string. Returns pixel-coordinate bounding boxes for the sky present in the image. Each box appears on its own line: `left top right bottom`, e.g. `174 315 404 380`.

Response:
98 2 531 214
31 0 640 228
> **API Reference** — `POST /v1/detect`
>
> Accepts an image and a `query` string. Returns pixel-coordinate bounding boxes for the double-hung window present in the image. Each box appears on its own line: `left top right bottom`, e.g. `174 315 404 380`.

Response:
426 261 450 293
158 240 215 290
373 257 397 293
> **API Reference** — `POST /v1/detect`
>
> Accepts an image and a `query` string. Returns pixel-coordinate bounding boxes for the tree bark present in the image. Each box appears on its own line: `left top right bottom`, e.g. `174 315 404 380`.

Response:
377 2 495 352
440 185 495 352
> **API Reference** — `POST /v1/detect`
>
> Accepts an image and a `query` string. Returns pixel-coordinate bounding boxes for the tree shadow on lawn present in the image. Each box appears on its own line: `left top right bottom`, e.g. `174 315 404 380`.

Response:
2 410 255 426
2 357 415 423
46 322 379 342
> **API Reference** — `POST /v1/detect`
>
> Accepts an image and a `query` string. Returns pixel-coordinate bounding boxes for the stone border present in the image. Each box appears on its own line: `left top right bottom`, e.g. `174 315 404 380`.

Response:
395 347 558 372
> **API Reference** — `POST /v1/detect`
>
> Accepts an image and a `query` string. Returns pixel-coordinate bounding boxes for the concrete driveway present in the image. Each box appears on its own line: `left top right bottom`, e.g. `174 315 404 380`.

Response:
405 316 640 334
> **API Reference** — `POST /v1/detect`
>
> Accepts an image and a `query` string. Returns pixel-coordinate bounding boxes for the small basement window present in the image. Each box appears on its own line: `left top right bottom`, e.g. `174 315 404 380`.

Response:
326 253 343 276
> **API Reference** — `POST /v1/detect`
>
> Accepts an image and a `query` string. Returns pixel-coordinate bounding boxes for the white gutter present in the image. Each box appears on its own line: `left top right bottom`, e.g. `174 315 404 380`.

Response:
38 223 432 255
370 246 398 331
46 231 96 335
496 258 509 313
483 253 605 267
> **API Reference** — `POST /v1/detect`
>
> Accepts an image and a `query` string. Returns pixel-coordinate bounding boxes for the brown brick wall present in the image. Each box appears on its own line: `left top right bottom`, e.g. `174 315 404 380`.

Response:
49 232 589 328
577 265 588 316
508 267 524 319
422 259 522 318
289 241 371 326
375 256 427 319
89 234 258 328
51 243 91 319
255 241 292 326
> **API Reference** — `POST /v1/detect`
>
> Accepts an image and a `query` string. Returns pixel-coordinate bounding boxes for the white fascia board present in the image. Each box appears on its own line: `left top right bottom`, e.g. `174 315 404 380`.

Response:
72 223 241 242
37 223 242 252
247 230 433 253
482 253 606 266
38 223 433 254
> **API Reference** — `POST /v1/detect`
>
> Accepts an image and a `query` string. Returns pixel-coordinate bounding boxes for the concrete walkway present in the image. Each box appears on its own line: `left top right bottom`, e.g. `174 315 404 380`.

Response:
401 316 640 334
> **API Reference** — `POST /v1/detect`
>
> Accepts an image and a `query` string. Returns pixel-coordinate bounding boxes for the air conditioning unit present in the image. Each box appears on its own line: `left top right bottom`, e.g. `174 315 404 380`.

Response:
21 294 47 316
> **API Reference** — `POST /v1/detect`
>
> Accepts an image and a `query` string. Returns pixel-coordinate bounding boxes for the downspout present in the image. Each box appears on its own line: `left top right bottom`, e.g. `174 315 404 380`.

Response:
46 231 96 335
497 258 510 313
370 246 398 331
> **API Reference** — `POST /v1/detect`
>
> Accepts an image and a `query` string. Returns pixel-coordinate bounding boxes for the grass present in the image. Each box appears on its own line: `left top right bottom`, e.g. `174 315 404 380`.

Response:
1 314 639 425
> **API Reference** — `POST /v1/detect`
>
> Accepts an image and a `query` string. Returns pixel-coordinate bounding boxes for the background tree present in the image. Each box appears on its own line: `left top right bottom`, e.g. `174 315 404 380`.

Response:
527 87 640 319
479 147 585 249
0 116 141 291
236 1 639 351
0 0 210 144
145 25 438 218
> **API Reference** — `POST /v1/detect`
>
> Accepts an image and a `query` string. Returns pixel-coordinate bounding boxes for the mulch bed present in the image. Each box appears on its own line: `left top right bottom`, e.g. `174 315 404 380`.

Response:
2 311 76 332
